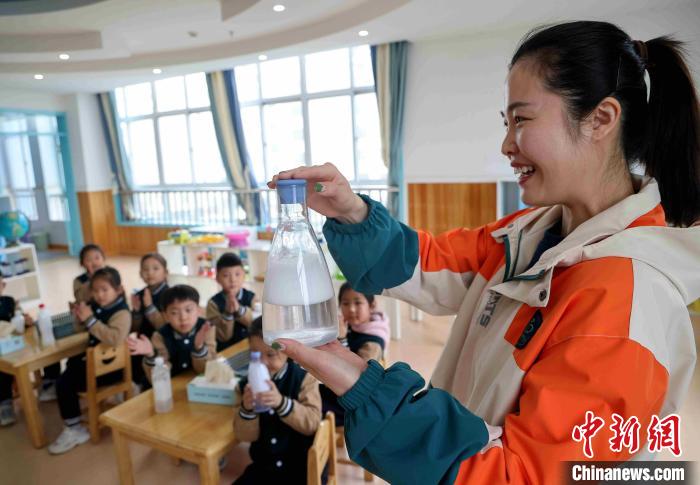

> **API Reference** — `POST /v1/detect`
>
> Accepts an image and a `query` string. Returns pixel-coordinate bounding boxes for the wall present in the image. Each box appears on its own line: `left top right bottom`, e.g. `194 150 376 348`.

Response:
0 87 69 112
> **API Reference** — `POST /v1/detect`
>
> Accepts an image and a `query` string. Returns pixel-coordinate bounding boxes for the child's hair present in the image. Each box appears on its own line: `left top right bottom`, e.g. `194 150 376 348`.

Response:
140 252 168 270
249 316 263 339
161 284 200 310
216 252 243 272
79 244 105 266
510 21 699 227
90 266 122 291
338 281 375 305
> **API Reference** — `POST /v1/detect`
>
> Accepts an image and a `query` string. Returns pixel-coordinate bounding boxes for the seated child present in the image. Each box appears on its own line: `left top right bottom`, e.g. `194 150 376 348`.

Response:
0 274 33 426
129 284 216 381
320 282 390 426
130 253 169 387
49 266 130 455
40 243 107 403
233 317 322 485
207 253 256 351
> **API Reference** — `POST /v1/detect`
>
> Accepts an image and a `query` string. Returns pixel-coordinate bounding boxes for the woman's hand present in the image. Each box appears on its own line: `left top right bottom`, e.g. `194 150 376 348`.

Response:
273 339 368 396
268 163 368 224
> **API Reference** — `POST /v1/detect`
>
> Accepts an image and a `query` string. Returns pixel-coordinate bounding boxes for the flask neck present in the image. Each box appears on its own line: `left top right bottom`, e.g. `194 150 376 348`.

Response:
280 202 307 222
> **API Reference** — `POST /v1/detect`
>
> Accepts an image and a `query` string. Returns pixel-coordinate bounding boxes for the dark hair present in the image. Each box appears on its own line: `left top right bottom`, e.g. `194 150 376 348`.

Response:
338 281 375 305
79 244 105 266
216 252 243 272
249 316 263 339
511 21 699 227
140 252 168 270
161 284 199 310
90 266 122 291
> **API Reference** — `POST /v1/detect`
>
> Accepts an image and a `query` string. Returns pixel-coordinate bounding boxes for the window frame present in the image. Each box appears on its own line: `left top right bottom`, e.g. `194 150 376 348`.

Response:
238 47 382 185
116 74 228 190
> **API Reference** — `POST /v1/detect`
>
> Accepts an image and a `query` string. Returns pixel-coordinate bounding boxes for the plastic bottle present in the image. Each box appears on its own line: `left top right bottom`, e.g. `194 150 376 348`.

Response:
37 304 55 346
262 179 338 347
248 351 271 413
152 357 173 413
11 310 25 334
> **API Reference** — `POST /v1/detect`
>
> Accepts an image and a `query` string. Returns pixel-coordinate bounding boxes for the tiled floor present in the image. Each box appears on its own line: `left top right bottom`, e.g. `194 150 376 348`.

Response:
1 254 697 484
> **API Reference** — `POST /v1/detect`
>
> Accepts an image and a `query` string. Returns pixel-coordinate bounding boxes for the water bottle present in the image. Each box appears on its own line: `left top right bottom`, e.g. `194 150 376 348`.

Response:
37 304 55 347
152 357 173 413
248 351 271 413
262 179 338 347
11 310 25 334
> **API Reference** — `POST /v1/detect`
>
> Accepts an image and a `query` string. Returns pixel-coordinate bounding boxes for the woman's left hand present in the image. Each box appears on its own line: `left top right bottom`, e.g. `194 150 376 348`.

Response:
273 339 368 396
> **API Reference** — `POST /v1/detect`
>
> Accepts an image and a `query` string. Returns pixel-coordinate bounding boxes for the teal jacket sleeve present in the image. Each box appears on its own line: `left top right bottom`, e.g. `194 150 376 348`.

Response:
338 360 489 485
323 194 419 295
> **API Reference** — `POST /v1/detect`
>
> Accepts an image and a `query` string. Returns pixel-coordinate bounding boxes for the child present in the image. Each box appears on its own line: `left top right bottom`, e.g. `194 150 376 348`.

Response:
40 243 107 402
128 285 216 381
0 275 33 426
207 253 255 351
130 253 169 388
48 266 131 455
233 317 321 485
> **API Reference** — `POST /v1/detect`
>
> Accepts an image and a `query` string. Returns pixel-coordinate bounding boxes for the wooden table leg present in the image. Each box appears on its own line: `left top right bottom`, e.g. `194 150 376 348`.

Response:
199 454 220 485
16 366 46 448
111 429 135 485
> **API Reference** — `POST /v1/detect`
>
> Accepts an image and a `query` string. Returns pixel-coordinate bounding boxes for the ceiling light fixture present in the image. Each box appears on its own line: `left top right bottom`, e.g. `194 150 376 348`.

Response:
273 4 285 12
358 30 369 37
34 74 44 80
152 68 162 74
58 53 70 60
258 54 268 61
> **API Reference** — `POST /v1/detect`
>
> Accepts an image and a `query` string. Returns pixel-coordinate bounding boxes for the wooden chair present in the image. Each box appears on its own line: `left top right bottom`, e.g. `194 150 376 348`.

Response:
336 426 374 482
78 342 133 443
307 411 337 485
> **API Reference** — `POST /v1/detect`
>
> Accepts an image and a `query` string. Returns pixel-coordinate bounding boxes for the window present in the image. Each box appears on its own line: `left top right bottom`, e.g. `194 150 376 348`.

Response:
235 45 387 185
115 73 227 188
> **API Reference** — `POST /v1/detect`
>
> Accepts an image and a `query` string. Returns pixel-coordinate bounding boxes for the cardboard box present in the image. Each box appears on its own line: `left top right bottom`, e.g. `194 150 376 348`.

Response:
187 376 238 406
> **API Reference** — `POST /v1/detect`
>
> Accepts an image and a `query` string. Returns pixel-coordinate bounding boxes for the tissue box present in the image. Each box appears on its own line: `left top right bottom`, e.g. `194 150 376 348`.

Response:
0 335 25 355
187 376 238 405
52 312 76 340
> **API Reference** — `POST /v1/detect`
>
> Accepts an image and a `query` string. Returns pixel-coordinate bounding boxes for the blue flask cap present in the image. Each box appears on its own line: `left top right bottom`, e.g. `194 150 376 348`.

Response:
276 179 307 205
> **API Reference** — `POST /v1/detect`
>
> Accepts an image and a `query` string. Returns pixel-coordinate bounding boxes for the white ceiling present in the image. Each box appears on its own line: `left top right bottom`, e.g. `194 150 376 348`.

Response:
0 0 697 93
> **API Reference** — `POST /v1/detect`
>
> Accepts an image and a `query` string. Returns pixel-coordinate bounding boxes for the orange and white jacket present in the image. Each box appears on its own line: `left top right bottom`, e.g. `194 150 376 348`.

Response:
324 175 699 484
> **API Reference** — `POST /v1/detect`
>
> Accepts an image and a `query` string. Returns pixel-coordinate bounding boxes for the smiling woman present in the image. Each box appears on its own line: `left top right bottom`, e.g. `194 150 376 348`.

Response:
267 19 700 485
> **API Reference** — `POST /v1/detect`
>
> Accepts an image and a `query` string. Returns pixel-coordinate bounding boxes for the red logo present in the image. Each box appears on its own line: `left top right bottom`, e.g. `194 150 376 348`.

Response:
609 413 641 454
647 414 681 456
572 411 606 458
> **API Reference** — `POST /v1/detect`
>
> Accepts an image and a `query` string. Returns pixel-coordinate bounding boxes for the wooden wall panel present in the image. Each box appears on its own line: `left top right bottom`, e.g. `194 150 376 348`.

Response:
77 190 175 256
408 183 497 235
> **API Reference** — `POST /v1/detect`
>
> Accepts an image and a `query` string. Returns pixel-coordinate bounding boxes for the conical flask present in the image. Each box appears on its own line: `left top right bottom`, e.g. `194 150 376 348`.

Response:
262 179 338 347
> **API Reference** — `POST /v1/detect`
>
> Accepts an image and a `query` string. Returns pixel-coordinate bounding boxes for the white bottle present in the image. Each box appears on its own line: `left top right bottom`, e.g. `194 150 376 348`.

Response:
248 351 271 413
37 304 55 347
152 357 173 413
11 310 25 334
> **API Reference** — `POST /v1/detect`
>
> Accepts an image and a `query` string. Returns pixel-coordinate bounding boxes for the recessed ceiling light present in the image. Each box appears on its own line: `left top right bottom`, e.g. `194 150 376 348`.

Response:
58 53 70 60
258 54 268 61
358 30 369 37
34 74 44 80
152 68 162 74
273 4 285 12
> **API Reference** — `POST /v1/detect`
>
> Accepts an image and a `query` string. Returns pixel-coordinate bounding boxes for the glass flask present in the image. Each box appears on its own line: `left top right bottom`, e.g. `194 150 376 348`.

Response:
262 179 338 347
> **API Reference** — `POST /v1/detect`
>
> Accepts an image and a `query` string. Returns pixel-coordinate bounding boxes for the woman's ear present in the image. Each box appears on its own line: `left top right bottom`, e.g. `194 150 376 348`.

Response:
587 96 622 142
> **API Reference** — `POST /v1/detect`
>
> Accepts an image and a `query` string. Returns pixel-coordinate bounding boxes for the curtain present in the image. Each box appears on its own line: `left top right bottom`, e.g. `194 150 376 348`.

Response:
97 92 134 219
371 41 409 221
206 70 261 226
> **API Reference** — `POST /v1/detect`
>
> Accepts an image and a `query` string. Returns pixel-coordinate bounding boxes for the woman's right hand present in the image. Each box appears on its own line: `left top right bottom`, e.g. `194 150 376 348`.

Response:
268 162 369 224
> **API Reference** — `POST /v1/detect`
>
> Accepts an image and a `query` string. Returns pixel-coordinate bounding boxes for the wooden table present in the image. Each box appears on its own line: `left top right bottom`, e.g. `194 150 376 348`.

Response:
100 339 249 485
0 329 88 448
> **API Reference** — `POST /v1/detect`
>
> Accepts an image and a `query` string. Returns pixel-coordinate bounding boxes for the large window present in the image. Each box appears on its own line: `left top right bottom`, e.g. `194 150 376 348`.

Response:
236 45 386 185
115 73 227 188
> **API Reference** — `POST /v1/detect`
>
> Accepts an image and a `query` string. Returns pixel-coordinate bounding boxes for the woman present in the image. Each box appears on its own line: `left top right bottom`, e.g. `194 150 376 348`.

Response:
270 21 700 485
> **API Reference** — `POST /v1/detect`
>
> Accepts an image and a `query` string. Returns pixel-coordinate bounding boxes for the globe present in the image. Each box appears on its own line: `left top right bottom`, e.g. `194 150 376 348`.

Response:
0 211 30 245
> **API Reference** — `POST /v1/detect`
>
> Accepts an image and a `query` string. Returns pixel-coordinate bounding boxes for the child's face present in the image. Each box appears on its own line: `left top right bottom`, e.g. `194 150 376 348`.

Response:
340 289 373 326
91 279 121 307
140 257 167 287
165 299 199 334
216 265 245 294
82 250 106 276
250 335 287 375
